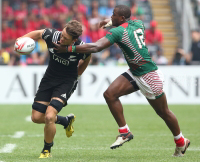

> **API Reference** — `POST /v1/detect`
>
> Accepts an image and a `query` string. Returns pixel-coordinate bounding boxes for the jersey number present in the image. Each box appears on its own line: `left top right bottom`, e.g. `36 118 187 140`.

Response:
133 29 145 49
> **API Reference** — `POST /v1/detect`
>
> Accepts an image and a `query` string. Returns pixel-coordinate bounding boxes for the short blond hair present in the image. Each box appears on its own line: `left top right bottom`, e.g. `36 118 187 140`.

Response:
65 20 83 39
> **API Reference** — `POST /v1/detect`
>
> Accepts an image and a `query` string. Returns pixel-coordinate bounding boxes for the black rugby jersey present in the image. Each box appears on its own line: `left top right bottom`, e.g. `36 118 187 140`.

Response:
42 28 90 80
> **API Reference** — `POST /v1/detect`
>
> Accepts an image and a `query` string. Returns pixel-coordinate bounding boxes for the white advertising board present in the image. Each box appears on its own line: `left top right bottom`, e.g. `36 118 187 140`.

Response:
0 66 200 104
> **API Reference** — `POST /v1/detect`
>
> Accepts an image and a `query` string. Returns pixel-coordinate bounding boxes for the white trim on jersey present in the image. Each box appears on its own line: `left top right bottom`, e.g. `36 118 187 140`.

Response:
79 41 85 45
52 31 60 43
42 29 47 36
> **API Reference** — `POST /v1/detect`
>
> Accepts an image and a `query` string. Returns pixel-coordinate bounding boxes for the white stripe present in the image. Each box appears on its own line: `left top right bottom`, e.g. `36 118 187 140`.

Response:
188 147 200 151
11 131 25 138
25 115 32 122
53 31 58 43
53 147 199 151
42 29 47 36
52 31 59 43
0 144 16 153
55 31 60 43
52 31 58 43
2 133 197 137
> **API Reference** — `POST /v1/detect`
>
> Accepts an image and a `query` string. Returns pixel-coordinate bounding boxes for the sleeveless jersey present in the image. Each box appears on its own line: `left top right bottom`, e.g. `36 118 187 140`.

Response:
105 20 158 76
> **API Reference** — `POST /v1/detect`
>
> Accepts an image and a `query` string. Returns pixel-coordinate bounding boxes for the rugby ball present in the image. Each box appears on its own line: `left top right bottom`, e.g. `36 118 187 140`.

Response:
14 37 35 55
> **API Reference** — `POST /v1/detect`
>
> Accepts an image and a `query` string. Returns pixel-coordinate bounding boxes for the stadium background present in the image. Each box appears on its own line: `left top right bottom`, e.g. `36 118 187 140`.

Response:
0 0 200 162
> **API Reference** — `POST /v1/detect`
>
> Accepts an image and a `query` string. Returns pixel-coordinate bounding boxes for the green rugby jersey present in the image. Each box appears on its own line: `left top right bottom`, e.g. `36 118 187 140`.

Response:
105 20 158 76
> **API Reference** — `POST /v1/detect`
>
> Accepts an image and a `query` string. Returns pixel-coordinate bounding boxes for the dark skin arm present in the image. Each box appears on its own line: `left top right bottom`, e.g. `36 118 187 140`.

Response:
75 37 112 54
53 37 112 54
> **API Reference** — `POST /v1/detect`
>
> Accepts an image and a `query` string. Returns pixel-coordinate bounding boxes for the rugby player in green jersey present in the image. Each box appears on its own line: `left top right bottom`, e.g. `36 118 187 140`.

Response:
54 5 190 157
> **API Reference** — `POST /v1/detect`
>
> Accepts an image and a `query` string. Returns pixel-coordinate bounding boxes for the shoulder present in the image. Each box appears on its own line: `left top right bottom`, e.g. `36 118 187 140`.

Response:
109 26 124 34
42 28 61 43
42 28 58 36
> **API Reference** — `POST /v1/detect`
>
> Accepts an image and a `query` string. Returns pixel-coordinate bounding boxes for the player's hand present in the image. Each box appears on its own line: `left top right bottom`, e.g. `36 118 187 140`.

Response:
99 19 111 28
53 42 67 53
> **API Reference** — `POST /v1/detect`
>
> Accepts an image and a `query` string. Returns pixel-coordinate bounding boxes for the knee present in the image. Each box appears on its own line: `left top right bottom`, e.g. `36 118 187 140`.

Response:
103 88 119 101
103 89 113 100
31 114 42 123
45 112 56 124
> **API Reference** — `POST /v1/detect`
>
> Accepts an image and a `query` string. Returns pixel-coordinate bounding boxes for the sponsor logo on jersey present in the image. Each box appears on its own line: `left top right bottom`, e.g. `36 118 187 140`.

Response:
69 55 77 61
48 29 53 33
69 55 76 59
61 93 66 98
49 48 54 53
107 32 112 35
44 35 50 40
53 54 69 66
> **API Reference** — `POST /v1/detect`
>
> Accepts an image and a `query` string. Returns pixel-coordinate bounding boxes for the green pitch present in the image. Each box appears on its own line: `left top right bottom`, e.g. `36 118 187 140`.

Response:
0 105 199 162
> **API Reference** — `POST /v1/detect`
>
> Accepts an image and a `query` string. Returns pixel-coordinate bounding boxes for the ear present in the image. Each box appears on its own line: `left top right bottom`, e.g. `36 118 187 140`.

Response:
120 16 126 22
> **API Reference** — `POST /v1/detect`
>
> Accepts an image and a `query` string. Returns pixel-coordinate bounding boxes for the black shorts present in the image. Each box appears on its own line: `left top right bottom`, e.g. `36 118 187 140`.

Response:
34 78 78 107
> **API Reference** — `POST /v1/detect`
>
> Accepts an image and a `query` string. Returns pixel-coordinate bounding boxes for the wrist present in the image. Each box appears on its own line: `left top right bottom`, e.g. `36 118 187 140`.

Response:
68 46 76 52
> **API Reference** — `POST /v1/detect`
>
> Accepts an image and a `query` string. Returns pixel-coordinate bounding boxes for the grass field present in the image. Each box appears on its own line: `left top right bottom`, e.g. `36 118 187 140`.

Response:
0 105 199 162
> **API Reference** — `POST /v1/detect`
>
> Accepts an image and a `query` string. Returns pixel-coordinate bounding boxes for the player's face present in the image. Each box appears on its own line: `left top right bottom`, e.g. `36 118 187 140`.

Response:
111 8 122 27
60 29 74 45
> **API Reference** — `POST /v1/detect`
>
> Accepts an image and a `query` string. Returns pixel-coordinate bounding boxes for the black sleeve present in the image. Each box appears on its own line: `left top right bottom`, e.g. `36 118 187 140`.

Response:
42 28 57 44
75 38 91 60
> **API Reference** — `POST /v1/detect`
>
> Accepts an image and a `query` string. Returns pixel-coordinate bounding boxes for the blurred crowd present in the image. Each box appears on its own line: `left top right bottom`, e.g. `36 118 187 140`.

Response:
0 0 199 66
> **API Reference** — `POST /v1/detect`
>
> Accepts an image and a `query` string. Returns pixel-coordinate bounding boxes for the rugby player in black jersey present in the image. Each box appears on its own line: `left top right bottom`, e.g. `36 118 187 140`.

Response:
15 20 91 158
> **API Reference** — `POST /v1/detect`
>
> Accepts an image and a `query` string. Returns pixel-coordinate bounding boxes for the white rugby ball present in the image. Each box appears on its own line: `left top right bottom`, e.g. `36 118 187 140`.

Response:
15 37 35 55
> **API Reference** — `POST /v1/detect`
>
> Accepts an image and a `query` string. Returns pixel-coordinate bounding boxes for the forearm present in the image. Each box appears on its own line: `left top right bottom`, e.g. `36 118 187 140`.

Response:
78 55 91 75
75 43 102 54
19 30 43 40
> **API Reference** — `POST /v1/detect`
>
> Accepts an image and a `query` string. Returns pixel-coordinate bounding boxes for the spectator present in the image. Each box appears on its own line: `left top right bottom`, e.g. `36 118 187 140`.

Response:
67 4 78 22
75 13 91 43
32 0 49 17
0 48 10 65
49 0 68 28
171 48 188 65
152 46 168 65
39 15 52 29
87 0 100 16
187 30 200 65
1 21 15 48
145 20 163 46
74 0 88 15
2 0 14 24
88 9 107 42
14 1 28 29
15 19 32 38
28 13 41 30
130 0 144 20
99 0 116 18
197 0 200 23
89 9 102 30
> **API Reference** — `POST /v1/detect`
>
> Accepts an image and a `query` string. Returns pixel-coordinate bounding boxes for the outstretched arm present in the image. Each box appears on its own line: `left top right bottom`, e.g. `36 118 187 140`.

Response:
16 29 45 41
74 37 112 54
53 37 112 54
